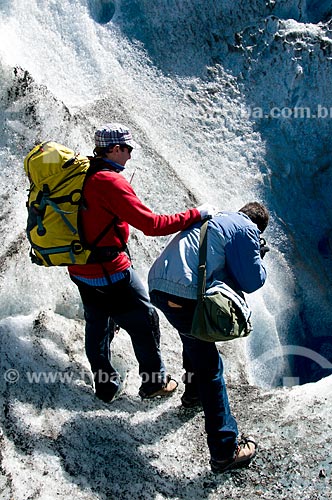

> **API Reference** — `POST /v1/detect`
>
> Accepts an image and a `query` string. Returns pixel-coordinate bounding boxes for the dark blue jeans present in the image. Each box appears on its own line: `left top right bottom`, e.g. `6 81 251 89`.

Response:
72 268 166 394
150 290 239 460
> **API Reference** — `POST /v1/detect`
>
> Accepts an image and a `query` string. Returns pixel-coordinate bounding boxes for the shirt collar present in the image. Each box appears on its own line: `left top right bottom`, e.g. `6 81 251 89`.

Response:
102 158 125 172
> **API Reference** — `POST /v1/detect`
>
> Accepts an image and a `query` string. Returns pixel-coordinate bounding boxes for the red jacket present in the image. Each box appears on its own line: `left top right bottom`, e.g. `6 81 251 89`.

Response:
68 165 201 279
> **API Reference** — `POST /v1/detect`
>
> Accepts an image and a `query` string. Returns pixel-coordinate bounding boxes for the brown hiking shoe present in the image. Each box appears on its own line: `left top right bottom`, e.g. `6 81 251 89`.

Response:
139 375 178 399
210 436 257 473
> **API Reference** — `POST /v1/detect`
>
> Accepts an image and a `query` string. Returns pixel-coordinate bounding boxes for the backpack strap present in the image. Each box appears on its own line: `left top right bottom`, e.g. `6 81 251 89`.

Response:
86 216 129 263
82 158 131 264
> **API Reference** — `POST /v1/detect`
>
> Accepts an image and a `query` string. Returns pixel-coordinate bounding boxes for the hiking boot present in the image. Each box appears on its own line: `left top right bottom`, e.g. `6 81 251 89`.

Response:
95 383 120 403
210 436 257 473
139 375 178 399
95 372 124 403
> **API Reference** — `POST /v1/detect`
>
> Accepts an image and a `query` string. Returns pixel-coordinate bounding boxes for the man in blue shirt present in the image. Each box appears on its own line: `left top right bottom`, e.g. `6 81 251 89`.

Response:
148 202 269 473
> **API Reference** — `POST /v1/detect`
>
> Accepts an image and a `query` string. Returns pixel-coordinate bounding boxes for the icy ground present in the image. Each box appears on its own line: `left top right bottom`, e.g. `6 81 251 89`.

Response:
1 309 331 500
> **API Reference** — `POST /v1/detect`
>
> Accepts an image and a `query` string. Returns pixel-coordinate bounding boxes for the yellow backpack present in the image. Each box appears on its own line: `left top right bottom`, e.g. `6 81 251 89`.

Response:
24 141 93 266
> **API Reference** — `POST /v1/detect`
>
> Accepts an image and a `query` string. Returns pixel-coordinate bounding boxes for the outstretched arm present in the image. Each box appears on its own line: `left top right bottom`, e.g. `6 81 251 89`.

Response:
225 227 267 293
106 173 202 236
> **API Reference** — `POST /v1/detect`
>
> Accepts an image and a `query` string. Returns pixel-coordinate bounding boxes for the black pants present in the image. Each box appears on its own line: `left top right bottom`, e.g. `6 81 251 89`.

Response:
72 268 166 393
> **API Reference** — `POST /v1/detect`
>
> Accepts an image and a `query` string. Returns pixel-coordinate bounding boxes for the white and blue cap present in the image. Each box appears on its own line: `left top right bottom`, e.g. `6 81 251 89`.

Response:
94 123 140 149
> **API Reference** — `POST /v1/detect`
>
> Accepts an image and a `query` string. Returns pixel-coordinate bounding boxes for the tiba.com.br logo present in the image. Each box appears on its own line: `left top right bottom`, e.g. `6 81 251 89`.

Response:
252 345 332 386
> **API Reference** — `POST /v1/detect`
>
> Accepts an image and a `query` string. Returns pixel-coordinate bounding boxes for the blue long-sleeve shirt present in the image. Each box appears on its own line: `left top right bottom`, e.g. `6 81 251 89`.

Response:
148 211 267 300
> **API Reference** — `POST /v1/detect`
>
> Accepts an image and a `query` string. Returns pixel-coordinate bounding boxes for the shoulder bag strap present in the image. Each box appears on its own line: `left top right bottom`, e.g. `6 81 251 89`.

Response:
197 219 209 301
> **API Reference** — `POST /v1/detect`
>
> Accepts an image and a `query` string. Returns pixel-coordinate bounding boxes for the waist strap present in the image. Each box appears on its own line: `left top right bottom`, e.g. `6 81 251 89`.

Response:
87 246 123 264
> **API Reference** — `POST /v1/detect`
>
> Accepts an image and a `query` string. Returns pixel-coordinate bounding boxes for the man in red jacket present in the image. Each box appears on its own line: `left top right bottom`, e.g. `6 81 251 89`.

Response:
69 123 211 403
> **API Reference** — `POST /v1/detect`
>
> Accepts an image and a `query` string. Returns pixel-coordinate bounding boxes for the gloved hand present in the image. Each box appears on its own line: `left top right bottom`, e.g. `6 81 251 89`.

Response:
259 237 270 259
197 203 218 220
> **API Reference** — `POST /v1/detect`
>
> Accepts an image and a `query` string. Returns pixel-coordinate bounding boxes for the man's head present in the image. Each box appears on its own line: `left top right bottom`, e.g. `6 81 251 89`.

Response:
93 123 140 165
239 202 269 233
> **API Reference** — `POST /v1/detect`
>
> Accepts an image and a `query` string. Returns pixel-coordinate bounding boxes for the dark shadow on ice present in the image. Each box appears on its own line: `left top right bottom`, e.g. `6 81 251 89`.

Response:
113 1 332 78
318 230 332 259
0 317 96 411
88 0 115 25
0 317 246 498
0 317 96 456
54 409 232 499
0 312 234 498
